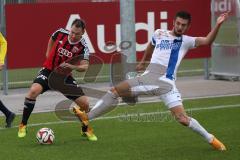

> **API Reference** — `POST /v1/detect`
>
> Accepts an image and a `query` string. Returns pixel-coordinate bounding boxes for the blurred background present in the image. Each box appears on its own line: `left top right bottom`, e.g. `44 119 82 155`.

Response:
0 1 240 159
0 0 239 93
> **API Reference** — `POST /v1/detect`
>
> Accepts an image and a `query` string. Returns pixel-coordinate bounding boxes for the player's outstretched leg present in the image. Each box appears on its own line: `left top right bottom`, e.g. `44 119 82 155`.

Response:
73 81 131 141
73 106 97 141
170 105 226 151
88 90 119 120
188 117 226 150
73 90 119 141
209 135 226 151
87 81 131 120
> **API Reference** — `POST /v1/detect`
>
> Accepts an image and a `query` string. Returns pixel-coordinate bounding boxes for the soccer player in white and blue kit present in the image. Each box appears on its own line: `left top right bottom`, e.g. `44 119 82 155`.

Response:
73 11 228 150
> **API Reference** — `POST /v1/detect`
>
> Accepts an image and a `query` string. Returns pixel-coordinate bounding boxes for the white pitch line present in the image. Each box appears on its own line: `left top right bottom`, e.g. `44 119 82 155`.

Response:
6 93 240 116
93 103 240 120
1 103 240 130
178 69 203 73
0 121 76 130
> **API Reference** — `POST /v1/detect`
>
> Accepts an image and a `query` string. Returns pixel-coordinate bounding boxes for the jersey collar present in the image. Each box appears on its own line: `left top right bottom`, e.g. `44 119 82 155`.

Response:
68 36 83 45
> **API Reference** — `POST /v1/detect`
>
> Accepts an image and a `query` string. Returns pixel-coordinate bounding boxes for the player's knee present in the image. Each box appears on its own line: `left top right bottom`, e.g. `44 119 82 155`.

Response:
28 87 41 99
81 100 89 109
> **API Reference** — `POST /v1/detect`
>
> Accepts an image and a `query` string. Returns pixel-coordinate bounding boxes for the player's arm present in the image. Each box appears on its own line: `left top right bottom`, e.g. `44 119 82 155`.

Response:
195 12 229 47
0 33 7 70
46 29 61 58
60 60 89 72
45 37 55 58
136 42 155 71
73 60 89 72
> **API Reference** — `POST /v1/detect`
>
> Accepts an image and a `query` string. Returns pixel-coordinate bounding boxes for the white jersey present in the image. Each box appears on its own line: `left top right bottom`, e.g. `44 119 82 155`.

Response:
150 29 196 80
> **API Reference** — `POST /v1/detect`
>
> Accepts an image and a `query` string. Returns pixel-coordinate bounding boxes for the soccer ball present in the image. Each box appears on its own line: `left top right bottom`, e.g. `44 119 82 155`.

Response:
36 128 55 144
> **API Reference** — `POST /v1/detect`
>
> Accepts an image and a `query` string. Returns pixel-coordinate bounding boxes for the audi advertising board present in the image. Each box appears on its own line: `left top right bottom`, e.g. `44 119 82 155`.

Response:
5 0 211 69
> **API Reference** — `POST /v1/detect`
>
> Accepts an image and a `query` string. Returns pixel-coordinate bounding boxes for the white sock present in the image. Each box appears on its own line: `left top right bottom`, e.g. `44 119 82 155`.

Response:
88 91 118 120
188 118 213 143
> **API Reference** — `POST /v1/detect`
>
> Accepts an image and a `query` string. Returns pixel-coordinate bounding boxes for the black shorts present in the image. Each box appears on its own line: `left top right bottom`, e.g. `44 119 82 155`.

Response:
33 68 85 101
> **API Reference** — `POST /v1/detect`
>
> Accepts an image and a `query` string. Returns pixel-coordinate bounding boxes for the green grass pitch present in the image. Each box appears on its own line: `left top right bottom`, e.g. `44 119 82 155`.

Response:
0 95 240 160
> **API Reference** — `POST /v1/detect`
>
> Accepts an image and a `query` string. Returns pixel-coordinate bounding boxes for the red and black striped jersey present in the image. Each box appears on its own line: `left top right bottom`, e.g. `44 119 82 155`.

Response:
43 28 90 71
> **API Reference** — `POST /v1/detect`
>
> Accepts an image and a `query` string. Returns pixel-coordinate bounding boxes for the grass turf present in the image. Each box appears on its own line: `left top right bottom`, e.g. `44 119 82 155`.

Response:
0 95 239 160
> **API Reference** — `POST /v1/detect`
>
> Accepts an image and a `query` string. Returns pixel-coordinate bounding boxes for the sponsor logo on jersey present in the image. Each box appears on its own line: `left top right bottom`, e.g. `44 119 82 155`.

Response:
156 40 181 50
58 47 73 57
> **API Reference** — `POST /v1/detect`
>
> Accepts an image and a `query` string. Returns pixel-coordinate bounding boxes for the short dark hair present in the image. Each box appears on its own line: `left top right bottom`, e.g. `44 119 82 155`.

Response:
175 11 191 23
71 19 86 29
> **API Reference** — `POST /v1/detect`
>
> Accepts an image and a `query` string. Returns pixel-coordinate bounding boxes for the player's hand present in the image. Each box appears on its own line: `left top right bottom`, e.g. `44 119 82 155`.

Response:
0 64 4 70
216 12 229 25
136 63 145 72
60 62 74 70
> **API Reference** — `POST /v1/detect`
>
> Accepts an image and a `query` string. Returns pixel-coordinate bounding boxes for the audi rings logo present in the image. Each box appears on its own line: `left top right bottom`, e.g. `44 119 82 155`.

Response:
58 48 73 57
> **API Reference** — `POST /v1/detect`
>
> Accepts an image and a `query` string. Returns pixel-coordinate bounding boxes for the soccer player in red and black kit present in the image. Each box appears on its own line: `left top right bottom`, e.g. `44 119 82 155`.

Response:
18 19 97 141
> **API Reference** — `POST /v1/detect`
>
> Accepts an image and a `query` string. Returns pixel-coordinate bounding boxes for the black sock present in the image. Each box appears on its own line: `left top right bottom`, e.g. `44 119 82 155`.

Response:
82 125 88 132
0 100 11 117
21 97 36 125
